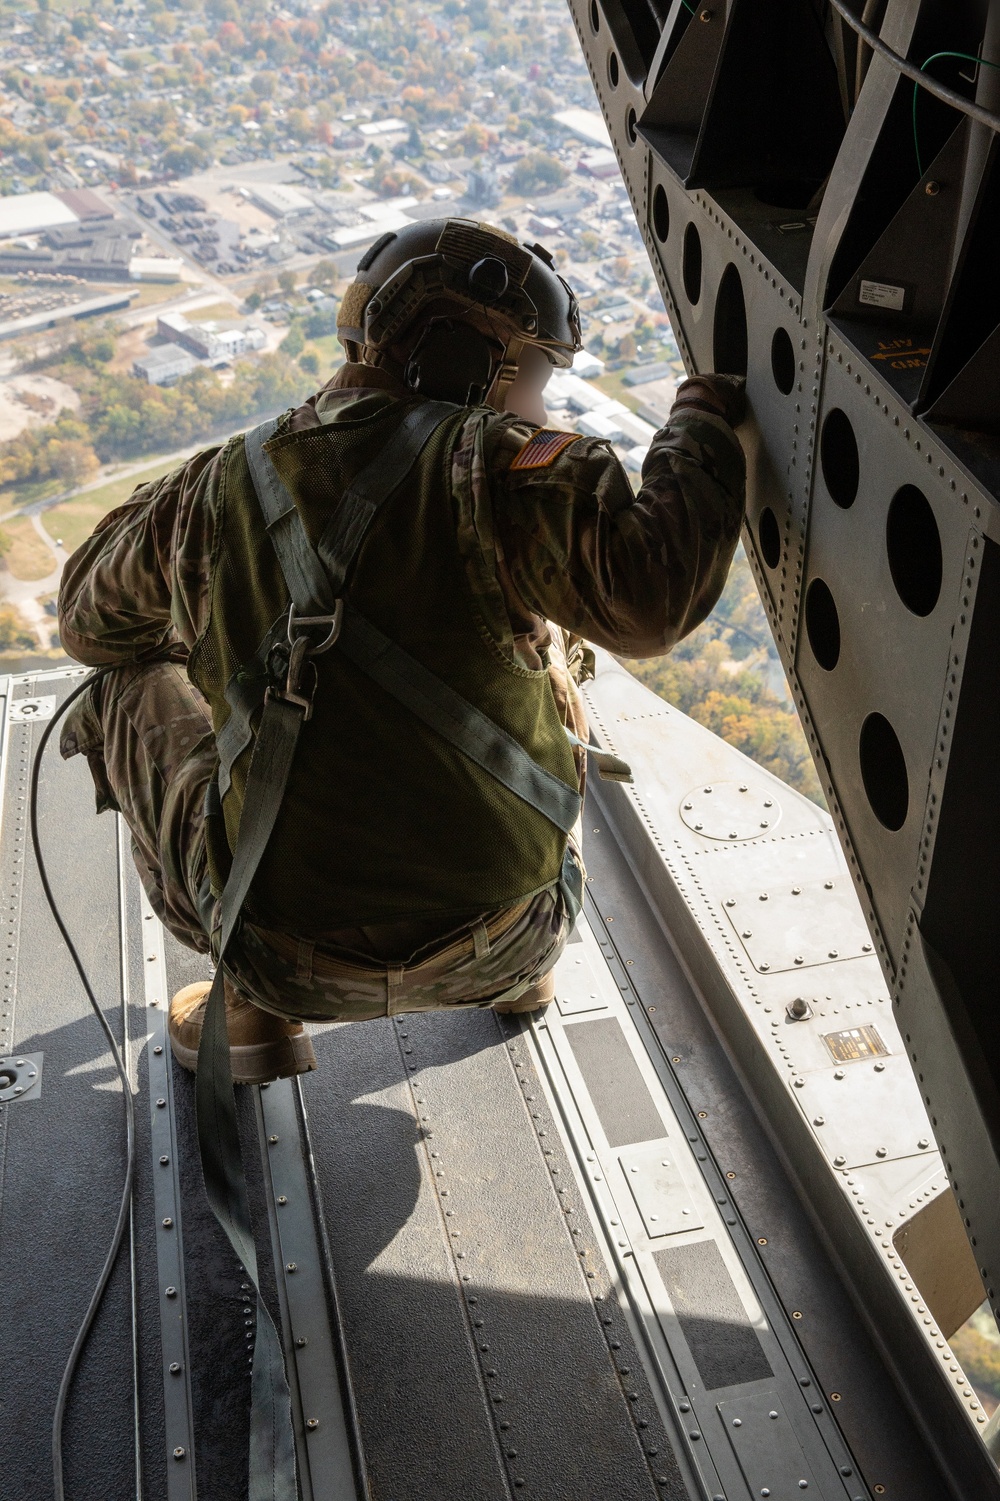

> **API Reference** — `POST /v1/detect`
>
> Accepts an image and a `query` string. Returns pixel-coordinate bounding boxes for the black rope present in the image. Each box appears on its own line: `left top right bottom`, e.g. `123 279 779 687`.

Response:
827 0 1000 133
27 667 135 1501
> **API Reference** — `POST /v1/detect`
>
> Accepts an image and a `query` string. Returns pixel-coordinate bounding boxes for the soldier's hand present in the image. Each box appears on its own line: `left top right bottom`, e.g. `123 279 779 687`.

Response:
676 373 747 428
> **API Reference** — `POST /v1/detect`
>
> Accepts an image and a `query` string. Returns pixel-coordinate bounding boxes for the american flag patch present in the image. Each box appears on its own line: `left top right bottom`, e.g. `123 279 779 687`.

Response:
509 429 580 471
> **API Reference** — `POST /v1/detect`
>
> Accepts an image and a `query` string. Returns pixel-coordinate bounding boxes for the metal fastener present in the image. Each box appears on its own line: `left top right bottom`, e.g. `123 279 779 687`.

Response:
169 1362 182 1375
286 1262 297 1273
268 1135 279 1144
306 1418 319 1430
165 1286 177 1298
162 1217 173 1228
277 1195 288 1205
173 1448 186 1461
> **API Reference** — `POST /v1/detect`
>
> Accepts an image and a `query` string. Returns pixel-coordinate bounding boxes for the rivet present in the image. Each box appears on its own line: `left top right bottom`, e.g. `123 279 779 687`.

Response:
156 1098 167 1108
162 1217 173 1228
169 1362 182 1375
277 1195 288 1205
306 1418 320 1430
268 1135 279 1144
173 1448 186 1461
159 1155 169 1165
286 1262 297 1272
296 1337 308 1347
925 180 940 195
165 1286 177 1298
153 1045 163 1055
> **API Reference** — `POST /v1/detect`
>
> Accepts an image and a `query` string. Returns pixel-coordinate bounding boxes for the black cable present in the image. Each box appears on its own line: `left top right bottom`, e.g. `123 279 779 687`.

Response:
27 667 135 1501
827 0 1000 134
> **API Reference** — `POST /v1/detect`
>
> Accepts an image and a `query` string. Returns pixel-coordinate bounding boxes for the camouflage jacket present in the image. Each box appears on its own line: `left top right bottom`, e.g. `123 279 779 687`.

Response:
58 362 746 673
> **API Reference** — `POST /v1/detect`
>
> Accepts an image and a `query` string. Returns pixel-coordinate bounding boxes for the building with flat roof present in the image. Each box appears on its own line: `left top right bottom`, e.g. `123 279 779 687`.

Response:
0 190 78 239
133 345 197 386
553 107 614 148
241 182 314 219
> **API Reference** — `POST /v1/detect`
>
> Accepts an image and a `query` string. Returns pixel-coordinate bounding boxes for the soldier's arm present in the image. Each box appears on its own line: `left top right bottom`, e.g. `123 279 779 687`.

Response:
490 379 746 658
58 443 224 666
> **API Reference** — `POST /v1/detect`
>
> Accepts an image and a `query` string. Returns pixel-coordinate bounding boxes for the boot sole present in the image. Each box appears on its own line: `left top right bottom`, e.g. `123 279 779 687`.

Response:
169 1028 317 1086
493 996 554 1014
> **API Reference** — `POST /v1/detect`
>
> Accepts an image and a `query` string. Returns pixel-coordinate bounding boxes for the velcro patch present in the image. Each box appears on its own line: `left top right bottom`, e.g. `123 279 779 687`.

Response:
510 429 580 471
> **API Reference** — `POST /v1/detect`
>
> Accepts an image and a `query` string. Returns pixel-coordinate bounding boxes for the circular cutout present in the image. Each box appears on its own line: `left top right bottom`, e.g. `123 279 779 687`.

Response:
626 106 637 144
608 50 619 87
771 327 796 395
652 183 669 243
758 506 781 569
820 407 859 509
590 0 600 31
886 484 942 616
682 222 702 304
859 713 909 831
805 577 840 670
713 264 747 377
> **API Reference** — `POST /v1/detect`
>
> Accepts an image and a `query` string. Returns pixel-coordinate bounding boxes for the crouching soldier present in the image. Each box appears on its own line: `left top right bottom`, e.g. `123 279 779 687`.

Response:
57 218 746 1087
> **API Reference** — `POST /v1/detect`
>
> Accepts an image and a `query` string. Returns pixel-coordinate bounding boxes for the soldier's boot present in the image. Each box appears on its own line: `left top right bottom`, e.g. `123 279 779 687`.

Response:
493 971 555 1015
168 979 317 1085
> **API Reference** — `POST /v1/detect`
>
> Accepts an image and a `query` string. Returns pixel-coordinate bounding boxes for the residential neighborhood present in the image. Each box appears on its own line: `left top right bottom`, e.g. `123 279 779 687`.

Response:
0 0 828 808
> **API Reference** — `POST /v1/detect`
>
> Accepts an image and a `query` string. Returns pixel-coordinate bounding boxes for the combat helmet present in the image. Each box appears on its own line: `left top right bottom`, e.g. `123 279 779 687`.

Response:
337 218 582 406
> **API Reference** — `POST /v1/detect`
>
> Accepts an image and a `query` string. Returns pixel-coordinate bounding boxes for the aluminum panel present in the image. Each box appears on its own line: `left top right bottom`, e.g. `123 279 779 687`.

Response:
620 1142 705 1238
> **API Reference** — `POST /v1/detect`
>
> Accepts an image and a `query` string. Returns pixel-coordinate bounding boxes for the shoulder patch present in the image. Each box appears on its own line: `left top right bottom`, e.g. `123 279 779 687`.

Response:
509 428 580 471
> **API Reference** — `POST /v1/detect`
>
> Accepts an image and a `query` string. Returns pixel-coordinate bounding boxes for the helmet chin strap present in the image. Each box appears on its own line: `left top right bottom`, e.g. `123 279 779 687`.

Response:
488 336 525 411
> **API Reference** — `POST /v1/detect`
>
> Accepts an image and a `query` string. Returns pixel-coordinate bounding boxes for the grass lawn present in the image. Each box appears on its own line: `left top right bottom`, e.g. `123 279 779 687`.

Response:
1 516 55 582
42 457 181 555
187 301 242 323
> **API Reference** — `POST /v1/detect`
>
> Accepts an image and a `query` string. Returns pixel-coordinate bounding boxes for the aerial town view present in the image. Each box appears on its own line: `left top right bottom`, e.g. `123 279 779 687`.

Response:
0 0 827 806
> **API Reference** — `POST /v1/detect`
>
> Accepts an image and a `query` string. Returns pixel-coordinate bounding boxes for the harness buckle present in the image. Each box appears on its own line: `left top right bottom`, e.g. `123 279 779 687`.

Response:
267 601 344 721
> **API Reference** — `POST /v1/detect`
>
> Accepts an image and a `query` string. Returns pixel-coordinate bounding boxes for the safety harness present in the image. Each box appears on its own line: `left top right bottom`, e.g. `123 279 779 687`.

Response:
195 401 594 1497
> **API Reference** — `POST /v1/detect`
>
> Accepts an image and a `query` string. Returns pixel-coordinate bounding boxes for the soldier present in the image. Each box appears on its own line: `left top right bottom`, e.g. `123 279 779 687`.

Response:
58 219 746 1087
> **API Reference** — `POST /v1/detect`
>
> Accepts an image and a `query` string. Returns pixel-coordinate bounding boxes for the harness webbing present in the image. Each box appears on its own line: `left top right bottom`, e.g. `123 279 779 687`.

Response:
196 694 304 1501
195 401 583 1497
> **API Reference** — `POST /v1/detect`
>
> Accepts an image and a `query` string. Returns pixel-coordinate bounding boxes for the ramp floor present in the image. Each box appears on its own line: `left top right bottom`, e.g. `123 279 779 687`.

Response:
0 671 948 1501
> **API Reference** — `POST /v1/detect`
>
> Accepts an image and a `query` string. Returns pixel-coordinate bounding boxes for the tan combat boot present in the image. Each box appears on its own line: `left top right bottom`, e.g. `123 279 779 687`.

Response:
493 971 555 1015
168 979 317 1085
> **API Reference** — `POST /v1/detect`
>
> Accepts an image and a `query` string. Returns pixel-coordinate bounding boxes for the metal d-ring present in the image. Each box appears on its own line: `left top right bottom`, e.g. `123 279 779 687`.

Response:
286 599 343 655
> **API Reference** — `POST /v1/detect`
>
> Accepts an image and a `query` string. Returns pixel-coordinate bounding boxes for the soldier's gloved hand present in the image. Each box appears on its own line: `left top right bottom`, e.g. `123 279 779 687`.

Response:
675 373 747 428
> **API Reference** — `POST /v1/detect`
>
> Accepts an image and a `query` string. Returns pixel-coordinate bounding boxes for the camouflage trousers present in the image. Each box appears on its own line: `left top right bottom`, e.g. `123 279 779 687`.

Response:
61 658 583 1024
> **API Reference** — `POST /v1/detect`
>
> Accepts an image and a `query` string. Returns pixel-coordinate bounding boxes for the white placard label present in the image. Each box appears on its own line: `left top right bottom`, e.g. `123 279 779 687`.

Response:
859 279 906 311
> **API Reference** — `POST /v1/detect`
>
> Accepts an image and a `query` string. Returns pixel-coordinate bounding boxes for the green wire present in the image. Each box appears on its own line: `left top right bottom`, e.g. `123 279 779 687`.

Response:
679 0 696 14
913 50 1000 176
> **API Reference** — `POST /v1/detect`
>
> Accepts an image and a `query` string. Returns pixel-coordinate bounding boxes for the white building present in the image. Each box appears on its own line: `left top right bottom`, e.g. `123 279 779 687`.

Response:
0 190 78 239
133 345 196 386
240 182 314 219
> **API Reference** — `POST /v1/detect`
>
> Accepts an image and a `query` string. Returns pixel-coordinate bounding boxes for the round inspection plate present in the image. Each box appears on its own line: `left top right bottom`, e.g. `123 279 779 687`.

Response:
679 781 781 840
0 1056 39 1101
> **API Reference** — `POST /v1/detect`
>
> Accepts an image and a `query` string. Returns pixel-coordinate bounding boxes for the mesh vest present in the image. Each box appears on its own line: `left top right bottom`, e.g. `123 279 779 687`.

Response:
188 395 579 934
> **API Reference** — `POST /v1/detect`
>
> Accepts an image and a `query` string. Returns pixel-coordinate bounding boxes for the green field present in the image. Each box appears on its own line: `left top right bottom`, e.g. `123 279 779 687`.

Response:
42 458 182 555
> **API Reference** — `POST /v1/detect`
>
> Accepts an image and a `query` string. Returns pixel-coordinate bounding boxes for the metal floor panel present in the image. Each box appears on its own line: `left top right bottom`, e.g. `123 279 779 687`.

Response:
0 667 956 1501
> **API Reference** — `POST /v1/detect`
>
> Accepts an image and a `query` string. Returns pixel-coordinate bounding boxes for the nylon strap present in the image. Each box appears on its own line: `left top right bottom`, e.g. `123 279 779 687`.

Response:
196 693 305 1501
565 728 634 784
337 605 581 833
317 399 457 595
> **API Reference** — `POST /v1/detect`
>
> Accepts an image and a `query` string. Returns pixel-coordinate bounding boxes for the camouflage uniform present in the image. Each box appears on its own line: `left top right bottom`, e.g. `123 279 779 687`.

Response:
58 363 745 1022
